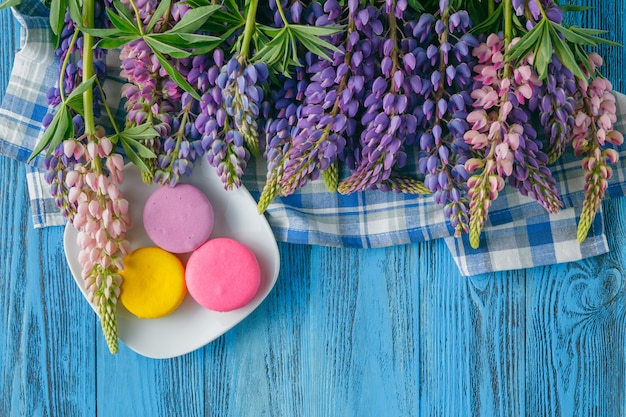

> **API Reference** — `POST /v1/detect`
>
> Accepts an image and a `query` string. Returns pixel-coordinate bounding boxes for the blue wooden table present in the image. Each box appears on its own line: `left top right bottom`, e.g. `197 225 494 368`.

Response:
1 4 625 416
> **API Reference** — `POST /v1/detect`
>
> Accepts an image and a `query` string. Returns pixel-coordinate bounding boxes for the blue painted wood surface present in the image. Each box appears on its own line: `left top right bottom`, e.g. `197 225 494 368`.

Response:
1 3 625 416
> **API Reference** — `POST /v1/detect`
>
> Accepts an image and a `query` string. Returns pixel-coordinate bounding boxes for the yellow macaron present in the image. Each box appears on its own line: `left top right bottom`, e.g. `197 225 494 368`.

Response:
119 247 186 319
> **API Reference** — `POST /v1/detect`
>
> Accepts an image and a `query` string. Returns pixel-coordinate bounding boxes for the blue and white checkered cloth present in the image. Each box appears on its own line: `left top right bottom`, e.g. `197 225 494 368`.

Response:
1 0 623 275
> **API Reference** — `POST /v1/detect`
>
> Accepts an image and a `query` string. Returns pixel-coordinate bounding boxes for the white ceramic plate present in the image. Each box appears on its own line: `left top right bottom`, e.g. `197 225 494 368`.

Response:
63 159 280 359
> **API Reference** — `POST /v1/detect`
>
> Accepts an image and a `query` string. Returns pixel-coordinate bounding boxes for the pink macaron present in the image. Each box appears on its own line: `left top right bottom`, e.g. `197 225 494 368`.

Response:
143 183 214 253
185 238 261 312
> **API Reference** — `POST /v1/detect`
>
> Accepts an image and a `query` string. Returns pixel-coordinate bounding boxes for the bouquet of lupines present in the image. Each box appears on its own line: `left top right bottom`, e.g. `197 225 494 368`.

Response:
19 0 621 352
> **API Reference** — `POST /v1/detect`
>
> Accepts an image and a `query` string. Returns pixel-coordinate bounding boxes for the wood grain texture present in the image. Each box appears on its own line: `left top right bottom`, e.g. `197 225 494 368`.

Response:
1 2 626 417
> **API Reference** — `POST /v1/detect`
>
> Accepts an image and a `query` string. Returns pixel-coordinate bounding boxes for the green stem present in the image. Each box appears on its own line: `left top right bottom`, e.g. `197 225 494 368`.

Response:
240 0 259 60
503 0 513 48
488 0 495 15
59 29 79 103
82 0 95 132
82 0 102 173
503 0 513 79
275 0 289 27
129 0 146 35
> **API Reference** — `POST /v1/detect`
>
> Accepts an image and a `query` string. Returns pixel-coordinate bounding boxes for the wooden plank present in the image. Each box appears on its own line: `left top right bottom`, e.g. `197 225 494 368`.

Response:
0 2 624 417
0 158 98 417
0 9 96 417
417 240 526 416
525 198 626 417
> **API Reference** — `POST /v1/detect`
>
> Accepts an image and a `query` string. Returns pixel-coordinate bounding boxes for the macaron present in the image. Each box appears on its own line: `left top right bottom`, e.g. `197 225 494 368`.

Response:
119 247 187 319
185 238 261 312
143 183 214 253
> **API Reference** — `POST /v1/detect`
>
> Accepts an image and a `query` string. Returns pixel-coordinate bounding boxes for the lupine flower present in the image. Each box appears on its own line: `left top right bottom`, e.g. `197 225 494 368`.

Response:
412 1 477 235
464 34 561 248
338 4 419 193
279 0 358 195
572 54 624 242
258 68 307 212
529 55 577 163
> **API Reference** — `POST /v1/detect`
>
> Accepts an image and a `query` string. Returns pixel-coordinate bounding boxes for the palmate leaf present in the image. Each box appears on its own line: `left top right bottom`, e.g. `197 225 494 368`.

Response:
560 5 591 12
550 26 587 81
119 137 152 173
121 123 160 142
106 6 140 34
65 75 97 114
554 25 622 48
505 18 600 81
533 22 552 80
470 2 504 36
167 4 221 34
255 23 343 76
113 124 158 173
151 48 202 101
28 104 73 162
150 32 221 53
254 27 295 76
144 35 191 59
505 19 545 64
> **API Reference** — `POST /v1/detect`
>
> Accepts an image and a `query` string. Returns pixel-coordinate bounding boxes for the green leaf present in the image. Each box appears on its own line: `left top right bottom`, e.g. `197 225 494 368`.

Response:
505 20 544 64
46 108 74 156
82 27 127 38
550 26 587 80
560 5 591 12
534 23 553 80
294 30 338 62
107 8 140 34
144 35 191 59
290 24 345 37
253 28 290 66
120 135 157 158
121 123 160 141
0 0 22 10
566 26 622 47
113 0 134 23
64 75 97 114
168 5 221 34
257 25 283 38
407 0 424 12
553 24 598 46
120 138 151 173
28 105 64 161
67 0 81 24
151 32 220 48
223 0 243 20
96 36 138 49
470 2 503 35
151 48 201 101
183 0 212 6
146 0 171 33
49 0 67 36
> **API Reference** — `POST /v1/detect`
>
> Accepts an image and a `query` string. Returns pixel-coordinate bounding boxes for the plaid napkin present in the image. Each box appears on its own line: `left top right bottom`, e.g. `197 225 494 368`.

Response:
1 0 622 276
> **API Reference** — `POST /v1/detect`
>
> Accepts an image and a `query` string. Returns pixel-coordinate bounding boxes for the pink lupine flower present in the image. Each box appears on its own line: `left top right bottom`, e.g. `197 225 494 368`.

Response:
465 33 561 248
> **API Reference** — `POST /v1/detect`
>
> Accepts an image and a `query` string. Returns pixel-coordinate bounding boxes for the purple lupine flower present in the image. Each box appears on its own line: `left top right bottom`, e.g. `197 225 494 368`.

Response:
257 68 308 212
338 5 419 194
278 0 369 195
412 3 477 236
218 58 268 159
529 55 577 163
